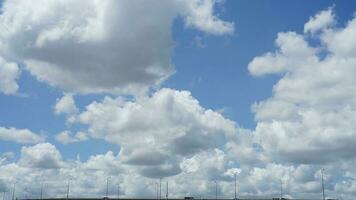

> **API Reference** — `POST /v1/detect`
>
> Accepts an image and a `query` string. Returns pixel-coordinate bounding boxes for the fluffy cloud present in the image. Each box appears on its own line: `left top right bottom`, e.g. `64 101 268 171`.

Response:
304 7 335 34
249 8 356 165
248 32 317 76
0 0 233 95
71 88 243 178
321 16 356 57
0 56 20 95
0 142 347 199
19 143 63 169
55 85 347 198
0 127 44 144
0 143 238 198
182 0 234 35
0 142 239 198
2 4 356 200
55 131 87 144
54 94 78 116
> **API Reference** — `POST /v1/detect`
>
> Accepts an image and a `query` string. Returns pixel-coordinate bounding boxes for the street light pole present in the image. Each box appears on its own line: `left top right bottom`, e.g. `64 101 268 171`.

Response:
40 182 43 200
24 187 28 200
166 181 168 200
159 178 162 200
280 179 283 200
11 183 15 200
106 177 110 198
156 182 159 200
66 179 70 200
214 181 217 200
234 173 237 200
321 169 325 200
117 185 120 200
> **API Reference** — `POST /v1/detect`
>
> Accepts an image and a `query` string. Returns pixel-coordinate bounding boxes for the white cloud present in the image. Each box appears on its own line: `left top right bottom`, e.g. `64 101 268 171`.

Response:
182 0 234 35
304 7 335 34
19 143 63 169
71 88 243 178
321 16 356 57
0 152 15 166
0 141 348 199
249 8 356 165
55 131 87 144
0 0 233 95
0 56 20 95
248 32 317 76
0 143 239 198
1 5 356 200
0 127 44 144
54 94 78 115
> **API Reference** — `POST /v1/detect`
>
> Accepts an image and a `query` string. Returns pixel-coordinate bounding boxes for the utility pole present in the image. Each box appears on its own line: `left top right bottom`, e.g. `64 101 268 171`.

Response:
24 187 28 200
40 182 43 200
3 191 5 200
117 185 120 200
159 178 162 200
11 183 15 200
156 182 159 200
66 179 70 200
106 177 110 198
234 173 237 200
214 181 217 200
166 181 168 200
280 179 283 200
321 169 325 200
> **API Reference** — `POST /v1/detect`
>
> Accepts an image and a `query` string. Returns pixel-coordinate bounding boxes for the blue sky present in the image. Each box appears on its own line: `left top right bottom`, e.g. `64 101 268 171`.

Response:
1 0 356 199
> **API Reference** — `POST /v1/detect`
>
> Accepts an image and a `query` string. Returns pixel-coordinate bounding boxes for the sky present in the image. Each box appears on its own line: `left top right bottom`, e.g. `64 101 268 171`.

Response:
0 0 356 199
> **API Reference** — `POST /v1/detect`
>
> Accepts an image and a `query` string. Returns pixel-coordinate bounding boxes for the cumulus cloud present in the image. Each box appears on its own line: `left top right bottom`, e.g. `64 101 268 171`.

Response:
304 7 335 34
71 88 244 178
0 0 233 95
0 56 20 95
2 5 356 200
54 94 78 116
248 32 317 76
182 0 234 35
0 142 244 198
0 143 233 198
55 131 87 144
321 16 356 57
19 143 63 169
0 140 348 199
0 127 44 144
249 7 356 165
